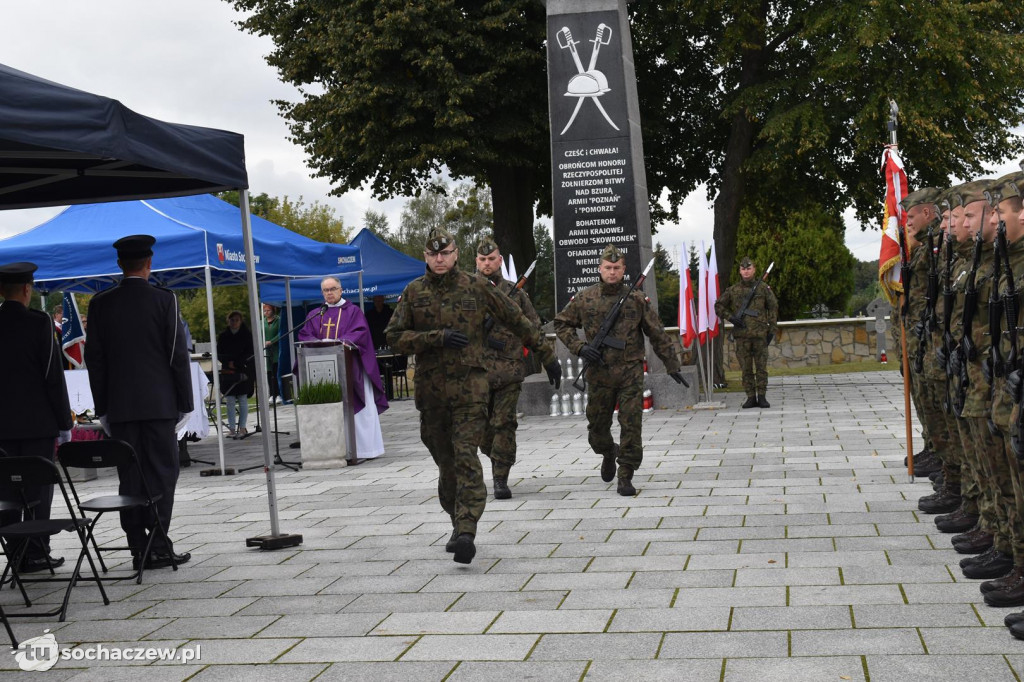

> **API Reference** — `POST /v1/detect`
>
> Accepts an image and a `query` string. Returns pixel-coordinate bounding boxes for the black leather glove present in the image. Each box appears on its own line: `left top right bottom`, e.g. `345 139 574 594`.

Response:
442 329 469 349
669 371 690 387
579 344 603 364
545 361 562 389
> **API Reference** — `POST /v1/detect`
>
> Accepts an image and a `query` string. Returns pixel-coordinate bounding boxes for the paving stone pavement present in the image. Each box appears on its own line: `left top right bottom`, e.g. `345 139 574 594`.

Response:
6 371 1024 680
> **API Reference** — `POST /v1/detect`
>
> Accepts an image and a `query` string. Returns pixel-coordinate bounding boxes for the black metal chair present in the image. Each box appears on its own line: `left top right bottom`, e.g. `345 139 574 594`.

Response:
0 497 19 647
57 440 178 584
0 455 109 622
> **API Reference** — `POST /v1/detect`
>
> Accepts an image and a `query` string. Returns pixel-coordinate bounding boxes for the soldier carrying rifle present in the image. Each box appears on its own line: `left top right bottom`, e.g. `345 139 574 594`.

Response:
715 256 778 409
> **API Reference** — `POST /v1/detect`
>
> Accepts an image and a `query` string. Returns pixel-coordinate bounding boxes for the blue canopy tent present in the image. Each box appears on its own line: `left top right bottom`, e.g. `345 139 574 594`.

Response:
0 61 303 547
259 227 423 305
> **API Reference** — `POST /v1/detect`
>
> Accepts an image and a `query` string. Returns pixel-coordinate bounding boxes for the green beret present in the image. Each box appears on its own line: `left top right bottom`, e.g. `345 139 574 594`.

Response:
476 238 499 256
954 179 995 206
900 187 942 212
600 244 623 263
739 257 754 268
425 228 455 252
988 171 1024 202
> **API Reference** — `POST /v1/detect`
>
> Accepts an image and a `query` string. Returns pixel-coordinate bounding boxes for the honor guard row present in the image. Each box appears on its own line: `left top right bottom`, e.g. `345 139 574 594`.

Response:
895 166 1024 638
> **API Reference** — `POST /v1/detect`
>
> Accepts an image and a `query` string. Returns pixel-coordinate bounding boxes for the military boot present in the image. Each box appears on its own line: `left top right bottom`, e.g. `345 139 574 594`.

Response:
935 506 979 533
452 533 476 564
1012 620 1024 640
1004 611 1024 627
493 476 511 500
445 528 458 553
617 477 637 496
600 444 619 483
952 527 994 555
910 454 942 477
757 394 770 408
918 484 961 514
742 396 757 409
984 568 1024 607
980 566 1024 594
963 549 1014 579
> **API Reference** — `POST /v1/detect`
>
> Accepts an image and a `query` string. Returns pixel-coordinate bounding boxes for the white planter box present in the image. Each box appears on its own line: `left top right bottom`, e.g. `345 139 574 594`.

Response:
296 402 348 469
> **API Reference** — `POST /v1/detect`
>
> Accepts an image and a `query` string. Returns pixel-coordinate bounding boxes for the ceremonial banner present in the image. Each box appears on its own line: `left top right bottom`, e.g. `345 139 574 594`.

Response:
61 291 86 369
697 242 710 344
679 259 698 347
878 146 908 305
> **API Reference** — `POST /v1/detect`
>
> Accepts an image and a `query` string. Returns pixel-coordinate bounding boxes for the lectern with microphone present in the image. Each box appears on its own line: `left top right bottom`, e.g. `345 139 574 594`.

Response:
294 340 360 464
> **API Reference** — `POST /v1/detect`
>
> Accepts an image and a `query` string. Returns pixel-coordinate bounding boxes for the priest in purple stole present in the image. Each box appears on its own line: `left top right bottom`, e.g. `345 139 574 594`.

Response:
297 276 388 458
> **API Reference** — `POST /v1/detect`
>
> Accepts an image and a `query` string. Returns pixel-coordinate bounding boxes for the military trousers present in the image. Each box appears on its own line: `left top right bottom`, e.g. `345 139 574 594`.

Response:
734 336 768 398
967 417 1014 555
953 416 982 515
415 368 488 537
999 434 1024 566
586 363 644 477
907 362 932 452
480 378 523 478
923 378 960 484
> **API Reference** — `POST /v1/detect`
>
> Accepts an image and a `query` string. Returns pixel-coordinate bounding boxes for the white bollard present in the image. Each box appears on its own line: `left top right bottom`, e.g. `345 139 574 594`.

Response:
561 392 572 416
572 392 583 416
549 394 561 417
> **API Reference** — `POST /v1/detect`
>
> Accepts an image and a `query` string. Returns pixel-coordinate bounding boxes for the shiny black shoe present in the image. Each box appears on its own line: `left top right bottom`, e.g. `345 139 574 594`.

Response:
493 476 511 500
145 550 191 569
19 555 65 573
445 528 458 553
452 533 476 564
963 549 1014 580
741 396 757 409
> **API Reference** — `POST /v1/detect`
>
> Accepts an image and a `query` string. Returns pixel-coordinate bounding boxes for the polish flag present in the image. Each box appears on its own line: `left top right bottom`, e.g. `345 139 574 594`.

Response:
697 242 710 344
707 240 720 338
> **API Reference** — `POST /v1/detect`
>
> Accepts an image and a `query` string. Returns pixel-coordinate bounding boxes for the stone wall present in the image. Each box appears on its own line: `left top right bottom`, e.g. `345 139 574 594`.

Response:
718 317 883 369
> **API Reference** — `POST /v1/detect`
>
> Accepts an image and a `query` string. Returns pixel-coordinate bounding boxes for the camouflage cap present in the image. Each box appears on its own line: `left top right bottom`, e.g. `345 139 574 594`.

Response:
739 256 754 268
900 187 942 212
600 244 623 263
988 171 1024 201
954 179 995 206
935 187 958 211
425 227 456 252
476 238 499 256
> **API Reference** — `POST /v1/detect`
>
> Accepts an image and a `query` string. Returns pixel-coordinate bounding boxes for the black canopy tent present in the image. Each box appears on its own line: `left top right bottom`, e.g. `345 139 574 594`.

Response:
0 62 298 549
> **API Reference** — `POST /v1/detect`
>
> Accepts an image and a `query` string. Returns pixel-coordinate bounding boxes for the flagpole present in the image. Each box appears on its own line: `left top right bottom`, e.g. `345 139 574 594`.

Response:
689 299 709 400
888 100 915 483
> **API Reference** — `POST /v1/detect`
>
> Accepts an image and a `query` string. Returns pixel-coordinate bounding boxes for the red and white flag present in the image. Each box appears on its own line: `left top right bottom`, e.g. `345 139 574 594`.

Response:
878 146 908 305
697 242 710 344
678 247 698 347
61 291 86 369
707 240 720 338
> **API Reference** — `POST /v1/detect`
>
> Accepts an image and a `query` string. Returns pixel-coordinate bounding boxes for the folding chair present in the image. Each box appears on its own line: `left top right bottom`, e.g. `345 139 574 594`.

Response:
0 499 19 647
0 456 108 621
57 440 178 584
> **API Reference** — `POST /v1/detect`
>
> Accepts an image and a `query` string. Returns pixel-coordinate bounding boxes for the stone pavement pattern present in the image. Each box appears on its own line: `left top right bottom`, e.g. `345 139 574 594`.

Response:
4 371 1024 680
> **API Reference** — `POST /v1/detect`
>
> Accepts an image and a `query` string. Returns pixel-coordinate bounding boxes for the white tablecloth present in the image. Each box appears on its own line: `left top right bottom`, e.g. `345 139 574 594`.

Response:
65 362 211 439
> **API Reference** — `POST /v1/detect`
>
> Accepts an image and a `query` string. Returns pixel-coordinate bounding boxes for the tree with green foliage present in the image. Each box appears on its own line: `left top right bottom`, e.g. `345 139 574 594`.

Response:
218 191 349 244
735 203 854 320
652 243 679 328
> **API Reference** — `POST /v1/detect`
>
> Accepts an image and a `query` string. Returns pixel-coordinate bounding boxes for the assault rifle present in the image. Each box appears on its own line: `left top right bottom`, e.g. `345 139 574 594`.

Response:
938 200 957 413
572 259 654 392
728 262 775 329
482 259 537 351
986 191 1006 390
952 210 986 416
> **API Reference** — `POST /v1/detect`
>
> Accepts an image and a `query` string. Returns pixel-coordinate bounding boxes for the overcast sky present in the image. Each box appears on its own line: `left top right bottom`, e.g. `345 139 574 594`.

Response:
2 0 1020 266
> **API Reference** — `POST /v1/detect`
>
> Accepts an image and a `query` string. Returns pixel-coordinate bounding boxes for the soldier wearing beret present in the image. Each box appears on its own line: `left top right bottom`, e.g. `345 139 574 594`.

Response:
900 188 946 490
386 228 561 564
0 262 72 572
715 256 778 408
475 238 543 500
86 235 193 570
554 244 686 496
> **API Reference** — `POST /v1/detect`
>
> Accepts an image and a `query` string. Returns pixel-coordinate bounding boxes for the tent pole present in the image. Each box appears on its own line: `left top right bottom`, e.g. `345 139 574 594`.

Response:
204 266 227 474
239 189 301 550
284 279 295 373
358 271 364 309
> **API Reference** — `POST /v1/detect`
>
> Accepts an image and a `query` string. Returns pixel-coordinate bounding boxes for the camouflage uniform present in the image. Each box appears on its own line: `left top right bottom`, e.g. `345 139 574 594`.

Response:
385 233 555 544
477 269 543 480
905 231 935 457
715 260 779 401
553 246 682 481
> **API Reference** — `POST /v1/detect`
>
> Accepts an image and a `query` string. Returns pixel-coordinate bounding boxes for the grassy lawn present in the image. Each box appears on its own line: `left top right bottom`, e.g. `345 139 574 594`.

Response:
719 359 899 392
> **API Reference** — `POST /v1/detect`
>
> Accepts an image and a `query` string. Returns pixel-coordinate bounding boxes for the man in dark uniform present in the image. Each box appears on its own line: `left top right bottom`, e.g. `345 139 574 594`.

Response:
386 227 561 564
86 235 193 570
475 238 544 500
715 256 779 408
0 262 72 572
554 244 687 496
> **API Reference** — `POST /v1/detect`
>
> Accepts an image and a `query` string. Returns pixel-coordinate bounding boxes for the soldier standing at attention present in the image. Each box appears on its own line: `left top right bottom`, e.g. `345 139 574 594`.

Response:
554 244 686 497
385 227 561 564
475 238 543 500
715 257 779 408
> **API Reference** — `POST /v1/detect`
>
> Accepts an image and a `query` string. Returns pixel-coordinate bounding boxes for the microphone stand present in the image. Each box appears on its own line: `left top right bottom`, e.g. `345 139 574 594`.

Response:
236 308 324 473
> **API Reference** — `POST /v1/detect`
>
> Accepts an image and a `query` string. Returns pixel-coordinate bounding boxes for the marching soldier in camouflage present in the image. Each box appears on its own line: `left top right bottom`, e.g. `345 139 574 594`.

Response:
554 244 686 496
386 227 561 564
715 257 779 408
475 239 542 500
